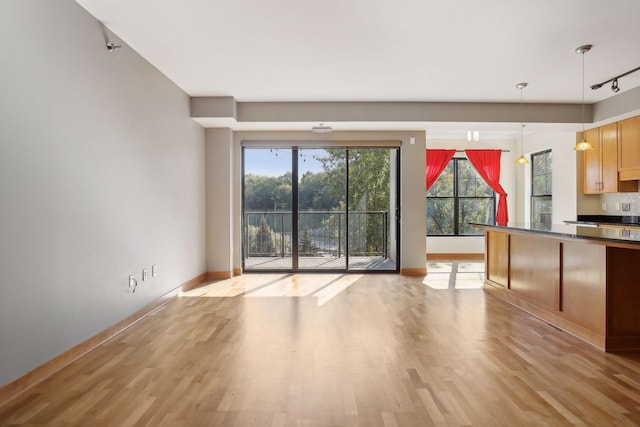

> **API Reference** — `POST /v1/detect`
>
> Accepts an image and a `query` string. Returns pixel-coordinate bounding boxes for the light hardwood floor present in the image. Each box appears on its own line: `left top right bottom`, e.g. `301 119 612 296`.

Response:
2 270 640 426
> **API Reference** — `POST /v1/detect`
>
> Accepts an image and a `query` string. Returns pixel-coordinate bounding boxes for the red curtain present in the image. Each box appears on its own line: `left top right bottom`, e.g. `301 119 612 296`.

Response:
426 149 456 191
464 149 508 226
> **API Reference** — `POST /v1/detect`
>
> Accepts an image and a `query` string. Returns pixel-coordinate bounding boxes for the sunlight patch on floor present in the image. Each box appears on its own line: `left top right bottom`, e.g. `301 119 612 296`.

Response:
422 261 485 290
180 273 363 306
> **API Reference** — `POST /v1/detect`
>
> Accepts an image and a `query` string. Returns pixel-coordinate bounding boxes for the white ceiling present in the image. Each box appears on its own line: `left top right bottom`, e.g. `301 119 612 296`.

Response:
75 0 640 136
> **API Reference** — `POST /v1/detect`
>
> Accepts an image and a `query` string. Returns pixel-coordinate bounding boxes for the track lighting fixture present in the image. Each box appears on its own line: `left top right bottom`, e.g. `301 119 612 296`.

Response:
590 66 640 93
573 45 595 151
611 78 620 93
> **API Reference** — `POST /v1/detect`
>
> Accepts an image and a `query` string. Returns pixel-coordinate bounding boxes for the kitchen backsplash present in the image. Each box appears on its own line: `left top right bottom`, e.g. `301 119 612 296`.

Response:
597 192 640 215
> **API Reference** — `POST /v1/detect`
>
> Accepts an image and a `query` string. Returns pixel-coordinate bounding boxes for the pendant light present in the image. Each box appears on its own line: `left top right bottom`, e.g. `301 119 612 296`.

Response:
515 82 529 165
573 45 595 151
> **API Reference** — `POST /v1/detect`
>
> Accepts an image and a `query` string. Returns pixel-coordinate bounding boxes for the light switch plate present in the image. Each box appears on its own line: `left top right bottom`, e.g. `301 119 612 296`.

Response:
152 264 158 277
142 268 148 281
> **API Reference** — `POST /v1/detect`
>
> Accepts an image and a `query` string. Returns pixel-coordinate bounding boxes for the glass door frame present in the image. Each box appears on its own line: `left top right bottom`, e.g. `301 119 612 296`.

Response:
241 145 400 274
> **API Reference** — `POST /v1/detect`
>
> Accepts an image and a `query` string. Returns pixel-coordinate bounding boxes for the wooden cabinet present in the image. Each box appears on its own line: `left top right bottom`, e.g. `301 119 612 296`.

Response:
583 123 637 194
583 128 602 194
479 226 640 351
618 116 640 181
486 231 508 288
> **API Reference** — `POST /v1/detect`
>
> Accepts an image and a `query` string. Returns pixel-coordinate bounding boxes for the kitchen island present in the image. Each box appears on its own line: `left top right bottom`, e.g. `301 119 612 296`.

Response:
472 222 640 351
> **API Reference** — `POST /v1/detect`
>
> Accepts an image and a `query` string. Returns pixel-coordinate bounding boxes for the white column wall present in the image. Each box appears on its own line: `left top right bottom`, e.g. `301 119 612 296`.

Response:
205 129 234 274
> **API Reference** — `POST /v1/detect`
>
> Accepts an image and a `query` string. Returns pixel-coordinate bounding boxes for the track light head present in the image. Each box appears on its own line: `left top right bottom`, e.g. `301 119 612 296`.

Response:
611 78 620 93
590 83 603 90
106 41 121 52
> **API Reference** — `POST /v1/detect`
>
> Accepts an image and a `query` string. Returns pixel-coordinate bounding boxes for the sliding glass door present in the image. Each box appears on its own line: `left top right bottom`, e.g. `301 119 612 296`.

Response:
242 146 399 273
243 148 293 270
297 148 346 270
347 148 397 271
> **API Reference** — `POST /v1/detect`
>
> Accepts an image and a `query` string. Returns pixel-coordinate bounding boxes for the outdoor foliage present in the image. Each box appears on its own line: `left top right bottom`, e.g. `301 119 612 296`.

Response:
251 216 276 255
315 149 391 255
244 173 293 211
299 226 320 256
244 148 392 257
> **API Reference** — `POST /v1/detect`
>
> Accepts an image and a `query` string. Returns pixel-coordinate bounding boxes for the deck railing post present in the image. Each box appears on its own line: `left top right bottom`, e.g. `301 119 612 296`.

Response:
383 212 388 259
281 213 285 258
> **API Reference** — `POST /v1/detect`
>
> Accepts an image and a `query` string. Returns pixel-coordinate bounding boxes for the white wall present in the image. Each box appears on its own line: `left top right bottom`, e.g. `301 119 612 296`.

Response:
518 132 578 223
0 1 205 386
205 129 233 273
425 138 517 254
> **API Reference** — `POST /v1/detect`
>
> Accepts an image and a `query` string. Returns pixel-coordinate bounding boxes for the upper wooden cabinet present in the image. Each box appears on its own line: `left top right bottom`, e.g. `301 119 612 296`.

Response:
583 123 638 194
583 128 602 194
618 116 640 181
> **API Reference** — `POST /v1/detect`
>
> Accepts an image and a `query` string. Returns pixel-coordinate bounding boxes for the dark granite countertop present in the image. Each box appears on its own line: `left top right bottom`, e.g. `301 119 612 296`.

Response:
470 222 640 246
575 215 640 227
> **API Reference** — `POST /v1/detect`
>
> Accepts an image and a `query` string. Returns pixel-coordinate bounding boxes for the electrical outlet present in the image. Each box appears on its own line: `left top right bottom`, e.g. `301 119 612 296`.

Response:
152 264 158 277
615 203 621 211
622 202 631 212
602 203 607 211
142 268 148 281
129 275 138 293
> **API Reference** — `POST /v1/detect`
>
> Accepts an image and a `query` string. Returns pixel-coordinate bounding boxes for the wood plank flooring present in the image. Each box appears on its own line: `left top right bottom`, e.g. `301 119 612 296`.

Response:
3 271 640 426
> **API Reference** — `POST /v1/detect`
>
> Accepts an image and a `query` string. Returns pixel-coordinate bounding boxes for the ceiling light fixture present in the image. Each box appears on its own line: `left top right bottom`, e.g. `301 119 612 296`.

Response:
591 65 640 92
311 124 332 133
106 41 121 52
573 45 595 151
515 82 529 165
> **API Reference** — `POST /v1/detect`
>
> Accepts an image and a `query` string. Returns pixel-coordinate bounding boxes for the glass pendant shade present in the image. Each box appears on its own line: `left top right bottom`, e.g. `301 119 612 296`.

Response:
574 45 595 152
515 82 528 165
573 138 595 151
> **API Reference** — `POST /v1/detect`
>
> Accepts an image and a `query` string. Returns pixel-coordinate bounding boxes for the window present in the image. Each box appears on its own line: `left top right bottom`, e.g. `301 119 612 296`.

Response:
426 158 495 236
531 150 552 226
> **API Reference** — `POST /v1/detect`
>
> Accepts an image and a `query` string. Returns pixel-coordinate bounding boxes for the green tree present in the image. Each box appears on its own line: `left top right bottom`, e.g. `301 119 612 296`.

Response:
251 216 275 255
426 161 454 234
244 173 292 211
299 226 319 256
315 149 391 255
298 171 337 211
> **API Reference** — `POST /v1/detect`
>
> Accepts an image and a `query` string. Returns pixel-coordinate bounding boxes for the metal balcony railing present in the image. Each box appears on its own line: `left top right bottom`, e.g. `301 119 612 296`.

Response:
244 211 388 259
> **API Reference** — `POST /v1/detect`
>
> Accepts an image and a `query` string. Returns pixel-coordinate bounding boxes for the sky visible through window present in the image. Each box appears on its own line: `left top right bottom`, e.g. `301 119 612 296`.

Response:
245 148 326 176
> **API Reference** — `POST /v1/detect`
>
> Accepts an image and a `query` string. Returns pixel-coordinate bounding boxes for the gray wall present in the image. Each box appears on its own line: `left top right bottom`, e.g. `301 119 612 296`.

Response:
0 1 205 385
